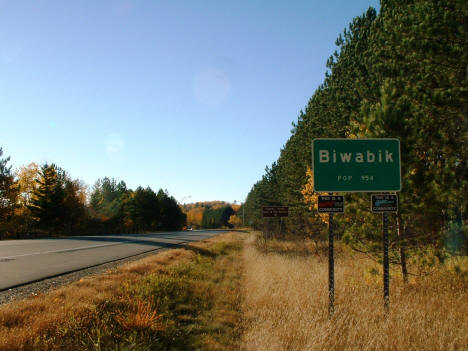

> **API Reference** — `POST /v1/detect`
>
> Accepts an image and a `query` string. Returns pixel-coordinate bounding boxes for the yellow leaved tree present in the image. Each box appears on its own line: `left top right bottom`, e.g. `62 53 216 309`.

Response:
301 167 329 225
228 214 242 227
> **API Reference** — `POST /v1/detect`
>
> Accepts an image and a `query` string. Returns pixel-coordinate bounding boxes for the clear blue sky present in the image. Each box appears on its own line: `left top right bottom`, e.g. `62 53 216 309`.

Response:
0 0 379 204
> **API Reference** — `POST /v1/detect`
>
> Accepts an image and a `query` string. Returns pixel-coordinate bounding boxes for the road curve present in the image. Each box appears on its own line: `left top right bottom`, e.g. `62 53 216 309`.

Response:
0 230 227 291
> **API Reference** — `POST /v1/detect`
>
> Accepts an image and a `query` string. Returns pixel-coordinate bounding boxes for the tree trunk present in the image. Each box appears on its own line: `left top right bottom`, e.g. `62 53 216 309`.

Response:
397 214 409 283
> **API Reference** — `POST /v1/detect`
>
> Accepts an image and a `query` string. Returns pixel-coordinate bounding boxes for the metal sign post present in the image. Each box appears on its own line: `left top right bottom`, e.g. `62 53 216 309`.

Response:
383 212 389 313
328 212 334 317
372 194 397 314
317 195 344 317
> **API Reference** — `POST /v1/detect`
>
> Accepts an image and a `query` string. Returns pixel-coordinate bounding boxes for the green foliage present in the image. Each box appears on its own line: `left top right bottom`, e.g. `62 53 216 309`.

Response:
0 148 13 208
28 163 67 232
202 205 234 228
88 180 186 233
155 189 186 231
244 0 468 259
126 186 161 230
0 151 186 237
0 148 18 238
89 177 128 219
444 221 468 255
61 178 87 233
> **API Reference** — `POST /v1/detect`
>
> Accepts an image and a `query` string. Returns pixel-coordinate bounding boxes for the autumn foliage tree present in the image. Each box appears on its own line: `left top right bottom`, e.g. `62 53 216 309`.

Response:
0 151 186 238
183 201 236 229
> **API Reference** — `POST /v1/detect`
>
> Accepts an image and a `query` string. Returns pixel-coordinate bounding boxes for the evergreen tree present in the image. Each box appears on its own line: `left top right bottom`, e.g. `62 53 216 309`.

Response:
29 163 66 233
62 178 87 234
245 0 468 266
126 186 160 231
0 148 18 238
156 189 186 230
202 205 234 228
90 178 128 219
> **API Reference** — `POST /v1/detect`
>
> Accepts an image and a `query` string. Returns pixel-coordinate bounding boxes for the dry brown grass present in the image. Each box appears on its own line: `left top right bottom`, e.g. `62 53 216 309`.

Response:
114 299 163 330
241 233 468 351
0 248 193 350
0 233 244 350
3 230 464 350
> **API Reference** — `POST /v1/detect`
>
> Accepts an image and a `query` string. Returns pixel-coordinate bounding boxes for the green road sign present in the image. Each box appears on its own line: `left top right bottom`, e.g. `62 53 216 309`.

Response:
312 139 401 192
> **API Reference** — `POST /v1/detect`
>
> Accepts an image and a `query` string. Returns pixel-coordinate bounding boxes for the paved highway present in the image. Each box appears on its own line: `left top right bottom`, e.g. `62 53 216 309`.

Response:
0 230 226 291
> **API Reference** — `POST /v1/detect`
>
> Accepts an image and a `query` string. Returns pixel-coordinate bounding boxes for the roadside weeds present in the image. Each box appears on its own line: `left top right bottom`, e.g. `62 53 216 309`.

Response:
2 230 466 350
241 233 468 351
0 232 245 350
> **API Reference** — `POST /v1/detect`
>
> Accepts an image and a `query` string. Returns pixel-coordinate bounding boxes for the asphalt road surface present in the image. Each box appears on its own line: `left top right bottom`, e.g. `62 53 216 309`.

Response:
0 230 227 291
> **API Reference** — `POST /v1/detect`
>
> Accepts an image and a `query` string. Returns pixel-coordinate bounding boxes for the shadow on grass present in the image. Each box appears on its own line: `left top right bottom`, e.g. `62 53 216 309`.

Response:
184 245 217 258
254 236 330 259
185 241 242 258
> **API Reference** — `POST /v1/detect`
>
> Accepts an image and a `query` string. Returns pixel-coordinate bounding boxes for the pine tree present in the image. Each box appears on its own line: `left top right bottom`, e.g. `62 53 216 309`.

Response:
0 148 18 238
29 163 66 233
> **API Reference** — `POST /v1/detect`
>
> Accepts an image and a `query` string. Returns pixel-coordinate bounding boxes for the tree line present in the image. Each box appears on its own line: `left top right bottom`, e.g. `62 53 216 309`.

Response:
0 152 186 239
183 201 238 229
243 0 467 278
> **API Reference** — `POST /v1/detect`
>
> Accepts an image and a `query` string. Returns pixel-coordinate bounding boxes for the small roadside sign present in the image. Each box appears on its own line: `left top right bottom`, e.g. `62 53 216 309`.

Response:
262 206 289 217
371 194 398 213
318 196 344 213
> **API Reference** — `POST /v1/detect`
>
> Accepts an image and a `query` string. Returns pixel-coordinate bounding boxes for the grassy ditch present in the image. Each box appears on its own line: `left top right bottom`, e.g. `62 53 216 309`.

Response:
241 233 468 350
0 232 244 350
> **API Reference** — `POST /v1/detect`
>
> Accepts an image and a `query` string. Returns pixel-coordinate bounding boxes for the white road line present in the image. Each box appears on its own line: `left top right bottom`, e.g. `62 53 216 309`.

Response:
0 242 125 260
0 232 213 260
